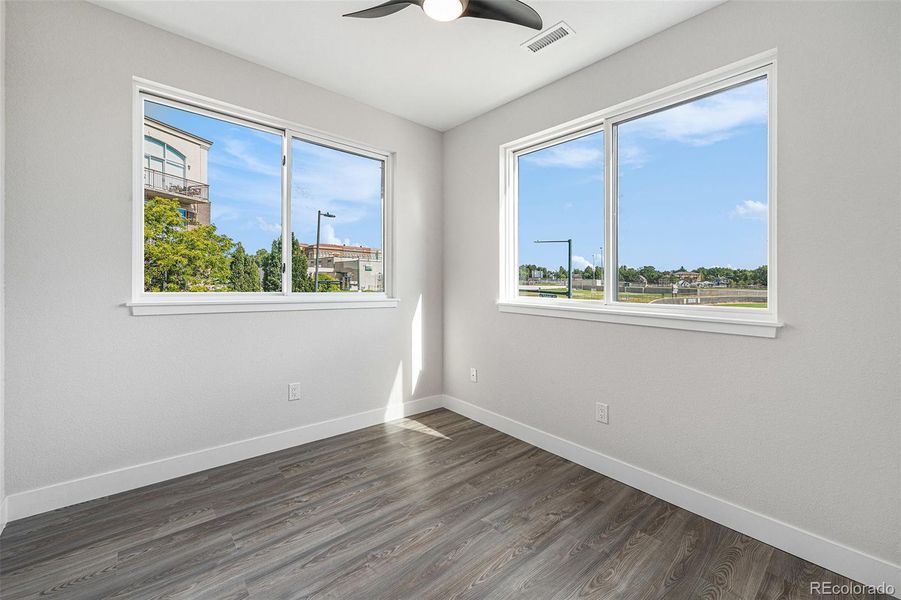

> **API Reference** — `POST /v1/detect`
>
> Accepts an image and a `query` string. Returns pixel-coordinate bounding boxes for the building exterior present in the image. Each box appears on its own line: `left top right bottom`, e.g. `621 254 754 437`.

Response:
298 243 383 291
143 116 212 225
298 243 381 261
673 270 701 284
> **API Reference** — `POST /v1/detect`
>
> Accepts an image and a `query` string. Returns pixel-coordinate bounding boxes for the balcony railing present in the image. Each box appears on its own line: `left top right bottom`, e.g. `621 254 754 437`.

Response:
144 168 209 201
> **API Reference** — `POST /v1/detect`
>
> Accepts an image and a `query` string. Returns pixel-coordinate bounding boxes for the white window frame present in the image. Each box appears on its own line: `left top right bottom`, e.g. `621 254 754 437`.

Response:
498 51 781 338
129 78 397 316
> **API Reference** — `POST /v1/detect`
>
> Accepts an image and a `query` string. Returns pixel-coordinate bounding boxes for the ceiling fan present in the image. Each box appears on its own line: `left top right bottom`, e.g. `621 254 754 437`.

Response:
343 0 543 30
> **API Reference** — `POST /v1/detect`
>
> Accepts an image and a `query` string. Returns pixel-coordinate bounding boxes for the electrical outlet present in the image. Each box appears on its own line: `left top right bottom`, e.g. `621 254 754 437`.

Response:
288 382 301 401
469 368 478 383
595 402 609 424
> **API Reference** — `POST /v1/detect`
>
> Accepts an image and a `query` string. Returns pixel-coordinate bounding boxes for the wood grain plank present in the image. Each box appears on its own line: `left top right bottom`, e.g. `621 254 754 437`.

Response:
0 410 881 600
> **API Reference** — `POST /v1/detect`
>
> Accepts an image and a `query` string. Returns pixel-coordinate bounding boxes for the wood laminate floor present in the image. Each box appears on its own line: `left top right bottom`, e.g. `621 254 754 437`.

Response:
0 409 885 600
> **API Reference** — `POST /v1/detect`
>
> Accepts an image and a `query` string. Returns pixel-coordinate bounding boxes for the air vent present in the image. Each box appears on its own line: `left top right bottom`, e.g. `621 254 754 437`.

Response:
521 22 575 54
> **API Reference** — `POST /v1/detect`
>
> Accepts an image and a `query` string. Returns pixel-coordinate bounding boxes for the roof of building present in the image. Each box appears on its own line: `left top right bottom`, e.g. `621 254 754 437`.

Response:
145 116 214 146
297 243 380 253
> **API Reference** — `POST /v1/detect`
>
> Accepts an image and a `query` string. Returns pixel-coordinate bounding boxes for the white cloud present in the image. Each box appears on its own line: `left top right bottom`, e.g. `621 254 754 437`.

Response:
571 255 592 270
211 204 241 222
293 143 383 208
210 138 281 178
525 145 602 169
321 223 353 247
731 200 767 220
628 79 767 147
618 143 648 168
248 128 282 147
255 216 281 233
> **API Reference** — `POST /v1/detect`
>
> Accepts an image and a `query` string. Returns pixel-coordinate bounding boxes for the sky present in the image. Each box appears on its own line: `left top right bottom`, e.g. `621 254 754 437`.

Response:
145 101 382 255
518 77 768 273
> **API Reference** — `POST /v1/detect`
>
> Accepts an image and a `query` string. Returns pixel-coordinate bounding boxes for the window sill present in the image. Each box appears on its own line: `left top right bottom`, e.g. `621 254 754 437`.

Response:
497 300 782 338
128 295 400 316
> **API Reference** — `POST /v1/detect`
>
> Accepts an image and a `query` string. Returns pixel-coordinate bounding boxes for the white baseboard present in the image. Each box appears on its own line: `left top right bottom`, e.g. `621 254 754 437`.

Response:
5 396 443 522
0 496 7 535
5 393 898 596
441 394 901 596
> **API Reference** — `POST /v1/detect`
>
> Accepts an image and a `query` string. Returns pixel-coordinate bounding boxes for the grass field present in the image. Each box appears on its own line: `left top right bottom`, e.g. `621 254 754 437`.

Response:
521 288 663 303
520 288 767 309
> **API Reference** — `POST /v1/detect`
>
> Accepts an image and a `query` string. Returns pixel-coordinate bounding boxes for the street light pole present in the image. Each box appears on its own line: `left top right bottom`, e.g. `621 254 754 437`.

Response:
593 246 603 294
314 210 335 292
534 239 573 298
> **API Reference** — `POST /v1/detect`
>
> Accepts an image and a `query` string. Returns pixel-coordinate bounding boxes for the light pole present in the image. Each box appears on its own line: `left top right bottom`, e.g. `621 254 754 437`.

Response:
534 239 572 298
314 210 335 292
593 246 603 293
593 247 603 280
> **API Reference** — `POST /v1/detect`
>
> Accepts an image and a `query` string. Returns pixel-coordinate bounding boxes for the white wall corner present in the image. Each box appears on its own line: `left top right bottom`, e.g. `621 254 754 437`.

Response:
439 395 901 596
2 389 898 595
0 497 7 535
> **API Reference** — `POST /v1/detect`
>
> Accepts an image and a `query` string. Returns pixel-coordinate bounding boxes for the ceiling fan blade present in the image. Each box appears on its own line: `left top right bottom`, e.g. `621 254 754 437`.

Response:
462 0 543 30
343 0 422 19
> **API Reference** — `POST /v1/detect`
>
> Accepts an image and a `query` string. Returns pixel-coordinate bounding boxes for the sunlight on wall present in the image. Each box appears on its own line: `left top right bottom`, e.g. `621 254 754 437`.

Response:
383 361 404 421
411 295 423 395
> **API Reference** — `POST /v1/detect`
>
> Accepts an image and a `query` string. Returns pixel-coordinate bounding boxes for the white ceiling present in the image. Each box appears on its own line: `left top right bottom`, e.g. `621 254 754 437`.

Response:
94 0 723 131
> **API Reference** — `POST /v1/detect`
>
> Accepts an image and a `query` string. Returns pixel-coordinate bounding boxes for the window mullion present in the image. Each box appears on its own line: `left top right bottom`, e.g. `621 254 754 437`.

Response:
508 150 518 301
281 132 292 295
604 120 616 306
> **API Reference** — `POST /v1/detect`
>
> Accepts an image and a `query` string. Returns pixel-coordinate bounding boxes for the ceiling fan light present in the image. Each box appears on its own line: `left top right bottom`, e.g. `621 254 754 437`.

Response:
422 0 464 22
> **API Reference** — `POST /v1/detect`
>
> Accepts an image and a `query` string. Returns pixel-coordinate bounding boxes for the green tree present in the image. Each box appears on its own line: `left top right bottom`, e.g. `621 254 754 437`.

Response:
583 266 595 280
751 265 767 287
519 264 530 281
261 234 314 292
519 264 545 281
229 243 262 292
291 236 313 292
316 272 342 292
144 197 233 292
255 248 269 266
618 265 640 283
639 265 661 284
262 238 283 292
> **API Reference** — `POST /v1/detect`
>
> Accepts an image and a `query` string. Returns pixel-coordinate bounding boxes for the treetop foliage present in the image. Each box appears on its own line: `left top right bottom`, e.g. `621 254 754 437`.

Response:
519 259 766 287
144 197 315 293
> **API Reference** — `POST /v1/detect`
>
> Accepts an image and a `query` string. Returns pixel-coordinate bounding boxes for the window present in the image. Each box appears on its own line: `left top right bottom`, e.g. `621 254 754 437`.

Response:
500 54 779 337
291 138 384 293
517 129 604 300
142 100 282 293
131 81 395 315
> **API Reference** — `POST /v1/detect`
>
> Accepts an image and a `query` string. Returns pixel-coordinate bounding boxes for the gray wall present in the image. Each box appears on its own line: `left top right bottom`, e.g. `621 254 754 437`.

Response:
4 0 899 572
4 1 443 494
443 0 900 566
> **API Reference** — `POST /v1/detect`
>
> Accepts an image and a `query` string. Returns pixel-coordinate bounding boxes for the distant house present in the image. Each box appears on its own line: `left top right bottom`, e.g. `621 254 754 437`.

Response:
298 243 381 261
143 116 212 225
673 270 701 284
298 243 383 291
